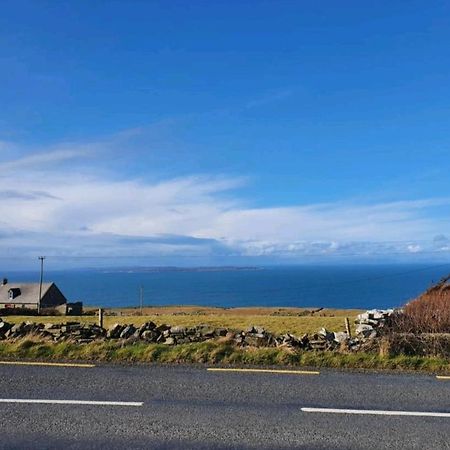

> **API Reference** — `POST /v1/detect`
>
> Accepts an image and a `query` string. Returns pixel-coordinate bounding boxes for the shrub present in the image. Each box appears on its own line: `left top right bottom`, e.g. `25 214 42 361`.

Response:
390 275 450 333
378 333 450 358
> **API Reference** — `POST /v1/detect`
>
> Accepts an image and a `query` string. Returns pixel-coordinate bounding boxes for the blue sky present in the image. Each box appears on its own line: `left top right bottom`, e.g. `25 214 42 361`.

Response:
1 0 450 268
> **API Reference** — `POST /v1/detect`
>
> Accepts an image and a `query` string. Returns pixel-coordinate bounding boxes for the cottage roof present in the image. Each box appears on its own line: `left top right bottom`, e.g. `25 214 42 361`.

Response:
0 282 54 305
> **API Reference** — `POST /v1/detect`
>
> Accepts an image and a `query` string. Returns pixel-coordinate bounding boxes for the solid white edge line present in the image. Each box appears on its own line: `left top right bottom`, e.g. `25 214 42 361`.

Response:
301 407 450 418
0 399 143 407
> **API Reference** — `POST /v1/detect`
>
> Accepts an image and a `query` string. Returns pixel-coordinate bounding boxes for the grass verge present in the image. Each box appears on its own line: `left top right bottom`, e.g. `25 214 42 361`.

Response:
0 339 449 373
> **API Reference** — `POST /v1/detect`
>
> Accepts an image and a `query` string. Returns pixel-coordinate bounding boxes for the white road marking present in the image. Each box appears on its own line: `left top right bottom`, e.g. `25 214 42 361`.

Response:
0 361 95 368
207 368 319 375
0 399 143 407
301 407 450 418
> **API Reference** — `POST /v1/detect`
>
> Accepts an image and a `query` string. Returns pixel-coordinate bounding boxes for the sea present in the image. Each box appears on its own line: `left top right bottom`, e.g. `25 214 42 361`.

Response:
4 264 450 310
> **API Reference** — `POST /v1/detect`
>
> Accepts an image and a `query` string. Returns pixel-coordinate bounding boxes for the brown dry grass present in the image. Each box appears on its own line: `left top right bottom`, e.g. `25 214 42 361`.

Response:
390 277 450 333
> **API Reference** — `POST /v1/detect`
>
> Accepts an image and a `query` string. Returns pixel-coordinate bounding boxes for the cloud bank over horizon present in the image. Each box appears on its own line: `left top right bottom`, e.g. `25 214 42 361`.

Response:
1 134 450 269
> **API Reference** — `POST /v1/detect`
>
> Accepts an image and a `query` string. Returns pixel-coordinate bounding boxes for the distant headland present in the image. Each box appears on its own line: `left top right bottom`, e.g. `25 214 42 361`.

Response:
98 266 264 274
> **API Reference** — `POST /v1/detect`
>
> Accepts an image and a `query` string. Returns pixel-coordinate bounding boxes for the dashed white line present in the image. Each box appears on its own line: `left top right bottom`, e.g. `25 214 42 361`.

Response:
301 407 450 418
0 361 95 368
207 368 319 375
0 399 143 407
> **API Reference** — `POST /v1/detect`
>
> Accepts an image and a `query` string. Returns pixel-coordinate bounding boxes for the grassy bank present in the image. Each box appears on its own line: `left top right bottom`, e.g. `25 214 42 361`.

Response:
1 338 449 373
4 306 362 336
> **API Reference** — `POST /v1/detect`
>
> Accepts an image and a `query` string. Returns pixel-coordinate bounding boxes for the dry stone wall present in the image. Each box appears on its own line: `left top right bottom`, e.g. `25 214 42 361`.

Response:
355 309 394 339
0 309 395 351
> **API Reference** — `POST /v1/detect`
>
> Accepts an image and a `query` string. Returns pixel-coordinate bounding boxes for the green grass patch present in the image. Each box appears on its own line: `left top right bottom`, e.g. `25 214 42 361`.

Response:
0 339 448 373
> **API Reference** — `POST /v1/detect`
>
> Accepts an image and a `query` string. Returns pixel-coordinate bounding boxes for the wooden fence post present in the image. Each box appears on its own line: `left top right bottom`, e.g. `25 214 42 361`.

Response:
345 317 352 339
98 308 104 328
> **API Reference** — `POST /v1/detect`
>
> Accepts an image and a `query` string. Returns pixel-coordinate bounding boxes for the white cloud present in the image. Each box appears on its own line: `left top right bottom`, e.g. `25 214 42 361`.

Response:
1 139 450 265
197 199 450 243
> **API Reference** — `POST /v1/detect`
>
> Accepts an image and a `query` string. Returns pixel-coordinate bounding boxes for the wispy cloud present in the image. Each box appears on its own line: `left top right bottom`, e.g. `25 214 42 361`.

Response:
0 148 87 171
0 132 449 266
0 190 60 201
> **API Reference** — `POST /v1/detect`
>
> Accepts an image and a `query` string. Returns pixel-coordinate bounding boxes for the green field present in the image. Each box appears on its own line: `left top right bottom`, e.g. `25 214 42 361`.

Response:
4 306 363 336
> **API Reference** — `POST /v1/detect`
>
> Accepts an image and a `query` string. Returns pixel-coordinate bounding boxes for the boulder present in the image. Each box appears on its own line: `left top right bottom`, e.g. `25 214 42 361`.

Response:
142 321 157 330
132 329 142 339
185 327 197 336
155 324 170 333
309 340 327 350
119 325 136 339
214 328 228 337
356 324 377 339
318 328 335 341
333 332 349 344
10 322 26 336
107 323 124 339
244 333 271 347
0 321 12 335
141 330 158 342
197 326 215 338
170 326 186 336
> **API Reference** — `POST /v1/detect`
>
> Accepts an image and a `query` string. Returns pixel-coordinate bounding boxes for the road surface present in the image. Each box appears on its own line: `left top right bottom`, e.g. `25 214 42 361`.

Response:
0 362 449 449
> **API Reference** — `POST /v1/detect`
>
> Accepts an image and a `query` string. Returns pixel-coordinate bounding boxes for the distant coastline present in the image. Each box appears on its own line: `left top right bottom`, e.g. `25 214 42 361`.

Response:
98 266 264 274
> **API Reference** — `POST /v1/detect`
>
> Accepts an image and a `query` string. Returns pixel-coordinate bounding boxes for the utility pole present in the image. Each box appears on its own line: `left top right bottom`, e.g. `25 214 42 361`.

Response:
139 285 144 316
38 256 45 315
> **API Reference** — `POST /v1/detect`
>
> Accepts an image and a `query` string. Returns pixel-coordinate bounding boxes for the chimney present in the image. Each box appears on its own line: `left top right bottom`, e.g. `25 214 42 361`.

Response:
1 278 7 286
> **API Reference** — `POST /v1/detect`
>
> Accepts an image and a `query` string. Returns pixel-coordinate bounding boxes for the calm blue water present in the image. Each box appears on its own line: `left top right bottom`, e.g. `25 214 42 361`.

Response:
4 264 450 309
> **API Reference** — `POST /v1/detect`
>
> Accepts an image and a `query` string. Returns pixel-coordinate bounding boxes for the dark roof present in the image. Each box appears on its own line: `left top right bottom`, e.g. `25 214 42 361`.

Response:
0 282 54 305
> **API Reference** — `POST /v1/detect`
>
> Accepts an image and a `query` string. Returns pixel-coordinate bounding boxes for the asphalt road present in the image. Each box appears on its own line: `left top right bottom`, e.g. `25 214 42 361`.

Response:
0 362 449 449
